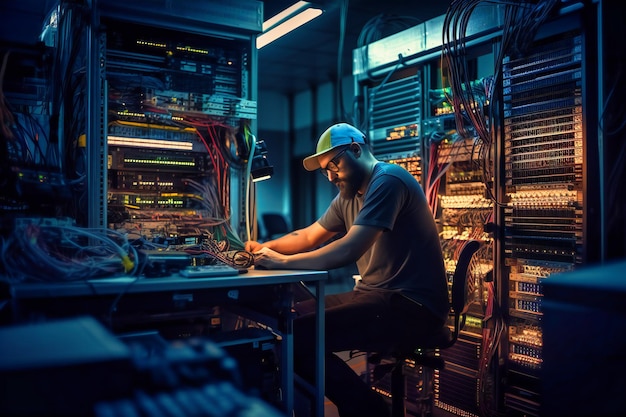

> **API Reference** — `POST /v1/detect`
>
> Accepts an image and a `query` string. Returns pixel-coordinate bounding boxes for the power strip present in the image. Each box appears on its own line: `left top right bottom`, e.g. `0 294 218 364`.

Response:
179 264 239 278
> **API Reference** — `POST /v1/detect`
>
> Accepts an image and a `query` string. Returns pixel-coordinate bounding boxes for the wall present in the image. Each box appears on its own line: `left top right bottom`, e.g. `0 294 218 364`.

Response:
255 73 355 235
253 89 290 239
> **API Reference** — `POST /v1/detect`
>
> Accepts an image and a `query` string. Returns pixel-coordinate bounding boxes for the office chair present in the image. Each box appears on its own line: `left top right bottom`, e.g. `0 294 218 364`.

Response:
261 213 290 241
368 239 481 417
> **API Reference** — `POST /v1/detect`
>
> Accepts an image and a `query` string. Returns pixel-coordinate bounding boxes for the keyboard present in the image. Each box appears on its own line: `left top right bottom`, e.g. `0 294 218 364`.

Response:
179 264 240 278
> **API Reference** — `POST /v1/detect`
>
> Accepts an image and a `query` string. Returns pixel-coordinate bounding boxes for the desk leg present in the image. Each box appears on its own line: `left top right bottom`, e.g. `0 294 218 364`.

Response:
281 290 295 416
283 332 294 415
314 280 325 417
282 279 325 417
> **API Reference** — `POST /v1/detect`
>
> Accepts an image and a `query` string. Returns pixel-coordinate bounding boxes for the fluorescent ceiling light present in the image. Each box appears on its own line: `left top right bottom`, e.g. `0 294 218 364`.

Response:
257 1 323 49
262 1 314 30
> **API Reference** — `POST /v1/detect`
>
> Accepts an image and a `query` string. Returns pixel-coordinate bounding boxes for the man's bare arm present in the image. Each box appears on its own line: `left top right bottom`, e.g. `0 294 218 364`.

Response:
246 221 336 254
253 224 383 270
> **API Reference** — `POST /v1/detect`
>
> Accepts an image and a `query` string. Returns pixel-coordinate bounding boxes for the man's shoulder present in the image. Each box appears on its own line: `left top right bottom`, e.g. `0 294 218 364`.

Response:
374 162 414 183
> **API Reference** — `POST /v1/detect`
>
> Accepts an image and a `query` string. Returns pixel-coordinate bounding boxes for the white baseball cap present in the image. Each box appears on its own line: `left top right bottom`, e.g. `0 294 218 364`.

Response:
302 123 367 171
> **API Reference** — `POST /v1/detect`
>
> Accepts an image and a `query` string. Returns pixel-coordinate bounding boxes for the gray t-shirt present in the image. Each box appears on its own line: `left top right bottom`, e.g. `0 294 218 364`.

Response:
318 162 449 322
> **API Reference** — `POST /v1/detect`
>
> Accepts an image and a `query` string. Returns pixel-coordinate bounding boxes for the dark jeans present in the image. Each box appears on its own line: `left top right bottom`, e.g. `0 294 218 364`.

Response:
293 288 445 417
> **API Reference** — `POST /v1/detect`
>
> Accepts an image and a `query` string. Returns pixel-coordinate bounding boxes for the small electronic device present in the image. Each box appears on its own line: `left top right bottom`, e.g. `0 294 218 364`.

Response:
141 250 192 277
179 264 240 278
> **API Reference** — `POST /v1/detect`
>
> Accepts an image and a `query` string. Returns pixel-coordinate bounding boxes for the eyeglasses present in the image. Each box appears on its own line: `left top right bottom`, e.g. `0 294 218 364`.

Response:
319 147 349 177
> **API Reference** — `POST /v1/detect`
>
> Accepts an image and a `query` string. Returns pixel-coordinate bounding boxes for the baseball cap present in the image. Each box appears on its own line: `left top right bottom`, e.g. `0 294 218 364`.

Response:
302 123 367 171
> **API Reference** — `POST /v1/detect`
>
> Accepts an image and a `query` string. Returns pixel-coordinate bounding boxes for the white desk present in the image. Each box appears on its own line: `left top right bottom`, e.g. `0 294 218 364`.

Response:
7 268 327 417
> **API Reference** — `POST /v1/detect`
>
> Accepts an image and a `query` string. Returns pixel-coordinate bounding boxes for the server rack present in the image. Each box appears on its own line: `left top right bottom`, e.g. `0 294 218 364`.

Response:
426 47 496 416
364 68 422 183
0 0 264 287
63 0 263 242
0 34 59 221
500 7 600 415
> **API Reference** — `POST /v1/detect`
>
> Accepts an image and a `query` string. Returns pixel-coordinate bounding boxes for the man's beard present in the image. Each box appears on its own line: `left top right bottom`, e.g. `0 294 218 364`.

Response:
336 163 365 199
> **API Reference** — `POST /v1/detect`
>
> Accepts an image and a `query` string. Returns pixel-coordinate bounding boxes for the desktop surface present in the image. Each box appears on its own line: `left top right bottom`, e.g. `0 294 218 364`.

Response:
8 268 327 298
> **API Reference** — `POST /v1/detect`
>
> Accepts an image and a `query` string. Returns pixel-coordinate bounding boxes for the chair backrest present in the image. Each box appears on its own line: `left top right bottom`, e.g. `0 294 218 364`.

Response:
448 239 480 346
261 213 290 240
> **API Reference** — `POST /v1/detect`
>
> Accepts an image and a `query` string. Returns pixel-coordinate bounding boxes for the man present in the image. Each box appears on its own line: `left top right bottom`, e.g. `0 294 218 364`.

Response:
245 123 448 417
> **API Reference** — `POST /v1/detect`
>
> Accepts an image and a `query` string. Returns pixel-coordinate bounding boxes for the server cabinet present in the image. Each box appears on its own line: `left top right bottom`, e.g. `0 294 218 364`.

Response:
53 0 262 243
500 6 600 415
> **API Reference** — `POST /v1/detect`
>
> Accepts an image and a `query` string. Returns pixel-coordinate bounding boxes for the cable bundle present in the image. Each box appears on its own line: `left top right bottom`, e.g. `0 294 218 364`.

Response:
0 219 137 282
441 0 560 205
182 240 254 270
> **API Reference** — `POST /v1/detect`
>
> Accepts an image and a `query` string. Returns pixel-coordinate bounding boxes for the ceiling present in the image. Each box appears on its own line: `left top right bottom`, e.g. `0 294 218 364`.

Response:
258 0 452 95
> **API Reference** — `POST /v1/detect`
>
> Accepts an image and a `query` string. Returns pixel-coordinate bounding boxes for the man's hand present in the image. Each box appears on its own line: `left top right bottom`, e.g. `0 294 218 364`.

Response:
245 240 265 252
253 246 288 269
